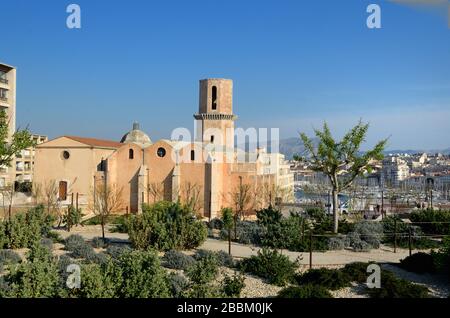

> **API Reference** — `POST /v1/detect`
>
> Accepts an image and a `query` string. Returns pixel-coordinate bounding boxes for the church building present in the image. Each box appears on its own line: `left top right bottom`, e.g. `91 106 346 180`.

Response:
33 79 294 218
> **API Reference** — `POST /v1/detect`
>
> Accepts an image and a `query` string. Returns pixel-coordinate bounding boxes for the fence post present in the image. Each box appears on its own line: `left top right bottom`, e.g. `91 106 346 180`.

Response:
76 192 79 212
309 230 313 269
394 218 397 253
408 225 412 256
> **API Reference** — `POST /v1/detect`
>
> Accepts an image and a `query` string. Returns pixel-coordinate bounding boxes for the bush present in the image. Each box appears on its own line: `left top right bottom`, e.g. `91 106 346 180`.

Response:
209 218 223 230
353 221 383 249
115 249 170 297
216 250 235 268
15 181 32 193
382 216 438 249
0 249 22 265
368 270 430 298
106 245 132 259
73 262 117 298
68 240 96 260
40 238 54 251
168 273 190 298
399 252 436 274
341 262 372 283
193 249 234 268
64 234 86 251
186 253 219 285
91 237 109 248
63 206 84 227
128 202 207 251
237 248 298 286
162 250 196 270
0 205 54 249
410 209 450 235
294 268 351 290
221 272 245 297
328 235 348 250
277 285 332 298
235 221 263 245
432 237 450 281
2 244 60 297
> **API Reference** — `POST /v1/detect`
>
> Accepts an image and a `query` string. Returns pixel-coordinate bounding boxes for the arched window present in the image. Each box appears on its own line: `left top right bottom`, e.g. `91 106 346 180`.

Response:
129 149 134 159
191 150 195 161
211 86 217 110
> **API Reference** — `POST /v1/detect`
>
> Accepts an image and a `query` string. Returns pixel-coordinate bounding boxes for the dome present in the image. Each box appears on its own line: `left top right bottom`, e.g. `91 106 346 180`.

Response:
120 122 152 148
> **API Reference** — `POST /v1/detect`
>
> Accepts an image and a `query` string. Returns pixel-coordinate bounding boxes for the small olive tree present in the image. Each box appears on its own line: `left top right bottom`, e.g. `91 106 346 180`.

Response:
299 120 387 233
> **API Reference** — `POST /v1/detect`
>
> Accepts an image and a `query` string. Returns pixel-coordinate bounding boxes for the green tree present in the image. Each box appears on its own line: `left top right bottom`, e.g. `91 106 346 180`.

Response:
221 207 234 256
0 109 35 168
299 121 387 233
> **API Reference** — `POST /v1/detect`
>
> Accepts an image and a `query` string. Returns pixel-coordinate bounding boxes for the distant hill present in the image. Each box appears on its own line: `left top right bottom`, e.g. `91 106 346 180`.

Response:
238 137 449 159
277 138 450 159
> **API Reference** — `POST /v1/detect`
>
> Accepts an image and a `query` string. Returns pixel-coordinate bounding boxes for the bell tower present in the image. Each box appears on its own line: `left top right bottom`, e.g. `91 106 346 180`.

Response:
194 79 237 149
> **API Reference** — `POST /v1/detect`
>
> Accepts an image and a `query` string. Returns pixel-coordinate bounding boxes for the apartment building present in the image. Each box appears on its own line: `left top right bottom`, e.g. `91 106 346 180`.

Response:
0 63 17 187
15 134 48 183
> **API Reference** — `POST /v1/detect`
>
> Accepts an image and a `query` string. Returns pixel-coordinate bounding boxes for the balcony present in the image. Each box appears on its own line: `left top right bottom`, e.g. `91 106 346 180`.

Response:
0 78 8 85
0 96 7 102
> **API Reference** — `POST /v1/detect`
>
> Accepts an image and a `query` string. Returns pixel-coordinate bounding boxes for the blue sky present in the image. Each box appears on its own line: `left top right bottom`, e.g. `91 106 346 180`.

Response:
1 0 449 150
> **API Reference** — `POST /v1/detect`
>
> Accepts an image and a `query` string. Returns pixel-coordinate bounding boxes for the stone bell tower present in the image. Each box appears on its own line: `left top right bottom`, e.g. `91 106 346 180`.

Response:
194 79 237 149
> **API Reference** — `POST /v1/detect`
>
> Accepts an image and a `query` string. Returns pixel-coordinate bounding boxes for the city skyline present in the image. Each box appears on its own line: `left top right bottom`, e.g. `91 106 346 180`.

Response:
1 0 449 150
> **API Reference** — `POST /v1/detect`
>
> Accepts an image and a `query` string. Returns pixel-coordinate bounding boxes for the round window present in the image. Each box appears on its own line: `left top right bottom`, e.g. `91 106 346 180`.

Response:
62 151 70 160
157 147 166 158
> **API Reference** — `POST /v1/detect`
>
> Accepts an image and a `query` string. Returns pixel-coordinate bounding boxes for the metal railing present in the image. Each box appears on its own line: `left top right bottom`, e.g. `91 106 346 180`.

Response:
0 96 7 102
0 78 8 84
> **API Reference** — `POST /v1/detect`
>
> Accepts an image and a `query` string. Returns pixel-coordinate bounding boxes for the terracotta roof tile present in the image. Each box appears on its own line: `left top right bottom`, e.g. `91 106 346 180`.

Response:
64 136 123 148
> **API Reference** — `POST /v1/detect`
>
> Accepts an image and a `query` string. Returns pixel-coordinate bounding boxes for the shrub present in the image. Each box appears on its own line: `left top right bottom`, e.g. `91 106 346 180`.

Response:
294 268 351 290
432 237 450 281
221 272 245 297
1 205 53 249
277 285 332 298
328 235 348 250
69 241 96 260
186 253 219 285
2 244 60 297
399 252 436 274
209 218 223 230
110 215 130 233
216 250 235 268
87 252 110 265
91 237 109 248
168 272 190 298
73 262 118 298
368 271 430 298
409 209 450 235
237 248 298 286
382 216 438 249
0 249 22 266
341 262 372 283
162 250 196 270
128 202 207 251
115 249 170 297
40 238 54 251
353 221 383 249
235 221 263 245
194 249 235 268
106 245 132 259
64 234 86 251
63 206 84 227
